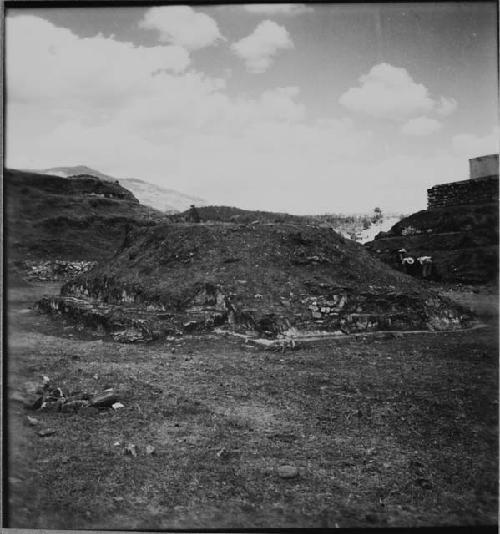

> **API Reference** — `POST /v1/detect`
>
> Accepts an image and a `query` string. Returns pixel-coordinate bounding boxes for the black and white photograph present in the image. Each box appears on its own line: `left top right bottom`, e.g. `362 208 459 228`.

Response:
3 1 499 529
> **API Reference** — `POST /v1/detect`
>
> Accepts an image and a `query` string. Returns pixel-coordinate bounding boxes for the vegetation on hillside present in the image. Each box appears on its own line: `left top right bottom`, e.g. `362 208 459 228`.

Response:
5 169 167 263
174 205 396 239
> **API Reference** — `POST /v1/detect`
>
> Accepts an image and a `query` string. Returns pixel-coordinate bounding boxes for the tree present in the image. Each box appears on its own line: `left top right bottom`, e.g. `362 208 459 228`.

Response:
372 207 383 224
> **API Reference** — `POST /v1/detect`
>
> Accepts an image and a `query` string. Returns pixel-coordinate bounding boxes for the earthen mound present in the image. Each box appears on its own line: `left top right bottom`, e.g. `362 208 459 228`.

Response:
40 222 472 341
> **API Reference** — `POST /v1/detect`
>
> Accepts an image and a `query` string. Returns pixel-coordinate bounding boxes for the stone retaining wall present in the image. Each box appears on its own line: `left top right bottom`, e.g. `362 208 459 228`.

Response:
427 175 498 210
39 279 470 342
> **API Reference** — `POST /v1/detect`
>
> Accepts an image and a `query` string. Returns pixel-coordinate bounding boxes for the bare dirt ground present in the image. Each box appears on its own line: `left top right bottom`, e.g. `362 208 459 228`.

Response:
6 281 498 529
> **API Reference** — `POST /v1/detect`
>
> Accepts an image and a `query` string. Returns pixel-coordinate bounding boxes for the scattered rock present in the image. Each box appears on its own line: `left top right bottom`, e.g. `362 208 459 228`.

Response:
24 260 97 281
112 328 148 343
277 465 299 479
37 428 56 437
124 444 138 457
46 387 65 401
90 389 120 408
69 391 92 401
216 447 230 460
10 391 43 410
415 477 432 490
183 321 199 332
39 400 64 412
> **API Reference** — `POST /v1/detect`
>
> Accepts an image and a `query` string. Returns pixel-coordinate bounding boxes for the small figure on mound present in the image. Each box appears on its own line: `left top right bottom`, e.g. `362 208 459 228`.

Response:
417 255 433 279
396 248 407 267
186 204 201 223
400 250 418 276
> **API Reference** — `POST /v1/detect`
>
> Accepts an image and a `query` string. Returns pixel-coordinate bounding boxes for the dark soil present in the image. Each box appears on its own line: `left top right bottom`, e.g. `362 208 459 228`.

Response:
365 202 498 284
6 280 498 529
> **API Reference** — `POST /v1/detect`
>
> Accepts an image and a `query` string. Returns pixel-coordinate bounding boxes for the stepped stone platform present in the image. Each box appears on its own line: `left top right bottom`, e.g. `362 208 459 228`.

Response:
37 222 472 342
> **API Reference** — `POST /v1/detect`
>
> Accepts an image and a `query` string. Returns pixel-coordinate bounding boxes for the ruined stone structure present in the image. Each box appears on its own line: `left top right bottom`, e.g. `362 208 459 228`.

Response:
427 155 499 210
37 222 472 342
367 154 499 284
427 175 498 210
23 260 97 281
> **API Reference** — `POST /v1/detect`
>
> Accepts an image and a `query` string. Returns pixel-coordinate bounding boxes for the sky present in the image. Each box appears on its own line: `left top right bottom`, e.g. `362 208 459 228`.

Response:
5 2 499 214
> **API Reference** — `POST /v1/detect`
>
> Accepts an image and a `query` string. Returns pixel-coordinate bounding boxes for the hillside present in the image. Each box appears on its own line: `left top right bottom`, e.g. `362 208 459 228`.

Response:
174 205 307 224
174 205 399 241
35 165 117 182
40 221 472 342
32 165 206 213
119 178 205 213
5 168 166 263
365 203 498 284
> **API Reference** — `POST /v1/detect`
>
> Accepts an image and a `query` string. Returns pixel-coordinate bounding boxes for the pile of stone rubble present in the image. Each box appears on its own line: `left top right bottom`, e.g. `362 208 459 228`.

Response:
24 260 97 281
10 375 124 415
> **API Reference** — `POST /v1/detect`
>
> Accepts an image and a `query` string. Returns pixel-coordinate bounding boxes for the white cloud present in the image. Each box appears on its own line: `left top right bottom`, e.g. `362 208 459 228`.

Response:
452 127 499 159
242 4 313 15
6 15 492 215
401 116 442 136
139 6 224 50
340 63 441 121
257 87 305 122
6 14 190 111
231 20 293 73
13 110 374 214
436 96 458 117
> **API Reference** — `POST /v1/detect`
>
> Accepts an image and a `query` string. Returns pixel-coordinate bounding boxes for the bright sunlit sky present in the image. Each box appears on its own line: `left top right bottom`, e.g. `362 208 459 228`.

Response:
5 2 499 214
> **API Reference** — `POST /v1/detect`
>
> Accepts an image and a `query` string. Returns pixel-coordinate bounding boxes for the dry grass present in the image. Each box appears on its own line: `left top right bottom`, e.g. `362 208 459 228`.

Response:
7 282 498 529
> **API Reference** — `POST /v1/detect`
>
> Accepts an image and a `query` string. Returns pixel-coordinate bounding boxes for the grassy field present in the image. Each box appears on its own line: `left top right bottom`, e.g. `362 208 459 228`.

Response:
6 281 498 529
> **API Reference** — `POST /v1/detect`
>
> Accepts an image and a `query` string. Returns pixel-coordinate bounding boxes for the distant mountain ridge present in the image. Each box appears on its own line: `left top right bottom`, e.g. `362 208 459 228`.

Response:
119 177 206 213
37 165 117 182
30 165 206 213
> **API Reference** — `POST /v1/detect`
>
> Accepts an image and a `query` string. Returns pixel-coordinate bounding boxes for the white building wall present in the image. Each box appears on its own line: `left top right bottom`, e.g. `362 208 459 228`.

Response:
469 154 499 179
